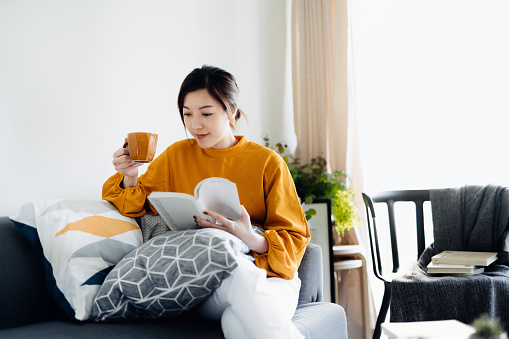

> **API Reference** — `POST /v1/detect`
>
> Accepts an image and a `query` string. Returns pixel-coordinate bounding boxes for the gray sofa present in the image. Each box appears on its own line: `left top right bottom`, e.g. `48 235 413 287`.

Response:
0 216 347 338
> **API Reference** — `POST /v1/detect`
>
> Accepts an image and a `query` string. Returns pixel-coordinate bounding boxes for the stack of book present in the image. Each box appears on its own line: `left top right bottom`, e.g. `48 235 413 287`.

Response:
426 251 498 275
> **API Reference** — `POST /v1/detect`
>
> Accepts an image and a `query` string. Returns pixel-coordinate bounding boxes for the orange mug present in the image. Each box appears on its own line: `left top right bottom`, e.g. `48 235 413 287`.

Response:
123 132 158 163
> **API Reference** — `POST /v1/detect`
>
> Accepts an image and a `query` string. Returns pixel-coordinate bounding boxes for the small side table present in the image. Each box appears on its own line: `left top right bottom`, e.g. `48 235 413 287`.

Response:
333 244 371 339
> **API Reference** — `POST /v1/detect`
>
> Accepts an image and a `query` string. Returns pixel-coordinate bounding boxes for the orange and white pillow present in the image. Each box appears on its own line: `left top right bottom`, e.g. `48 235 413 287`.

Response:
10 199 142 320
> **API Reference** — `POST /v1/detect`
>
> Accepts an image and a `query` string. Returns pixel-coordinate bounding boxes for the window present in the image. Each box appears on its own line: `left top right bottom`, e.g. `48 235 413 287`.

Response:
352 1 509 193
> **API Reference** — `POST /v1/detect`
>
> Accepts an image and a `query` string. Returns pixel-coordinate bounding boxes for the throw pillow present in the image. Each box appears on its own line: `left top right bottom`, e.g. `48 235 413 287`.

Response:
91 228 249 321
9 199 142 321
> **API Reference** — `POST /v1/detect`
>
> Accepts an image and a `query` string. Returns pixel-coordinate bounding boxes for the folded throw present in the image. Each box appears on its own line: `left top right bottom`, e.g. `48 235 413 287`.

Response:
418 184 509 266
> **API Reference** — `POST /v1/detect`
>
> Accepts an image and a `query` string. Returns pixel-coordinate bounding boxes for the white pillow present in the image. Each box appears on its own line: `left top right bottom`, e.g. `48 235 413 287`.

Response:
10 199 142 321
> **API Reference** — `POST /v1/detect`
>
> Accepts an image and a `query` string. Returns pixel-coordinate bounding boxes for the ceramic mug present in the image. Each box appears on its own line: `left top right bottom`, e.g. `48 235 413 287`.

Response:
123 132 158 163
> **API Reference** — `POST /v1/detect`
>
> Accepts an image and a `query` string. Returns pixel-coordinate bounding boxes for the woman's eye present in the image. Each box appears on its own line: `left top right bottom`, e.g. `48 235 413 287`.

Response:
202 113 213 117
183 113 191 117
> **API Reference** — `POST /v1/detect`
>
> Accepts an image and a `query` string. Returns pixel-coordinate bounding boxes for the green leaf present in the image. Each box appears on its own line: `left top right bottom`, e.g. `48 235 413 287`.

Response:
304 209 316 221
263 135 360 235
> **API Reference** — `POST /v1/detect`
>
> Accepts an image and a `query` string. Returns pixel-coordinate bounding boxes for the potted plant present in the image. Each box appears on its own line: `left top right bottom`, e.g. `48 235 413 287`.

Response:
264 137 360 237
470 314 507 339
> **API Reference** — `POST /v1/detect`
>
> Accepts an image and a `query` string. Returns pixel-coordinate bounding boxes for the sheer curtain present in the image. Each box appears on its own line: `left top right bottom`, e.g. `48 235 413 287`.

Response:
291 0 363 225
292 0 346 171
292 1 373 338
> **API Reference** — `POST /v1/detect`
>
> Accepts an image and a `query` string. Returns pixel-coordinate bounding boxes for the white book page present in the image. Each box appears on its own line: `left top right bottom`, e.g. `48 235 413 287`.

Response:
195 178 241 221
427 262 476 269
148 194 202 231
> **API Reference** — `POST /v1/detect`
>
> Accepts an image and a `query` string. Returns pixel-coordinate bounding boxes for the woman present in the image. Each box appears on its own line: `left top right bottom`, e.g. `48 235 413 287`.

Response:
103 65 310 338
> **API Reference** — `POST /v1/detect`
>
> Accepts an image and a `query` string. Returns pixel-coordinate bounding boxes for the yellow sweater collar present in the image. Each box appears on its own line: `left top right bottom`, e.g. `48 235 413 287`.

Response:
201 135 248 158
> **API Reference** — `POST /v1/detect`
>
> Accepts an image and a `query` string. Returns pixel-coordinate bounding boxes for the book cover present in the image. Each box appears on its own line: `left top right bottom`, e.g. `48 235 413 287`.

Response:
431 250 498 266
147 177 242 231
426 262 484 275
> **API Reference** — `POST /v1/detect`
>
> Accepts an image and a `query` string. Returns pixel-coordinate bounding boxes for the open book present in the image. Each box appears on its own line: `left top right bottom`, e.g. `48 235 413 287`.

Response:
147 177 242 231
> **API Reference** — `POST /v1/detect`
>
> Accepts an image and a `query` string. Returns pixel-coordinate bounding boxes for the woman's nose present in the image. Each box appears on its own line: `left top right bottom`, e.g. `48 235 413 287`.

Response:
191 116 203 129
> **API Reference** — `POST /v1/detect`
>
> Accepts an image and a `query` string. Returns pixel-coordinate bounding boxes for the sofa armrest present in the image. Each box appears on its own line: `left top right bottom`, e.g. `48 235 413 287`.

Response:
0 217 61 329
297 242 323 305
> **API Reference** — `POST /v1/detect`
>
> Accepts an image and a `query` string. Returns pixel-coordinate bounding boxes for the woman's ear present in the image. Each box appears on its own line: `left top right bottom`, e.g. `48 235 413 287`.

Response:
228 109 237 127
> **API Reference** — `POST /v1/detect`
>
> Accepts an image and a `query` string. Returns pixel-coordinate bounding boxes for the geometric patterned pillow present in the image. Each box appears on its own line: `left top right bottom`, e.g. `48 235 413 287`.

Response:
9 199 142 321
91 228 249 321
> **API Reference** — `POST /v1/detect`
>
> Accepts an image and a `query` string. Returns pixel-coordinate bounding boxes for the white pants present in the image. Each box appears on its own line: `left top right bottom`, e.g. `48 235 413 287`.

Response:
196 255 304 339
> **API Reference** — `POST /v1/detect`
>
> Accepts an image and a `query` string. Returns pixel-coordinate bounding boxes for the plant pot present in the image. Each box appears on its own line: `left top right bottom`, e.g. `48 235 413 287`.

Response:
333 226 358 245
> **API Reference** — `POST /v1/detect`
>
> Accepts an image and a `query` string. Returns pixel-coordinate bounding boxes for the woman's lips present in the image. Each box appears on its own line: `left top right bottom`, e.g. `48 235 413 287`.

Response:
195 134 208 140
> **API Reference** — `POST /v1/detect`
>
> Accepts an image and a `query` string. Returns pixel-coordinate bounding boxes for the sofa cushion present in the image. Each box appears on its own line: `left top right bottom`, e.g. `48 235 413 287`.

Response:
292 302 348 338
9 199 142 321
91 228 249 321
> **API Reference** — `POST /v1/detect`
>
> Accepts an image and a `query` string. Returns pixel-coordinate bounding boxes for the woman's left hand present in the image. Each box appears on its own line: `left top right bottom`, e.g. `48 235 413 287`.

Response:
195 205 269 254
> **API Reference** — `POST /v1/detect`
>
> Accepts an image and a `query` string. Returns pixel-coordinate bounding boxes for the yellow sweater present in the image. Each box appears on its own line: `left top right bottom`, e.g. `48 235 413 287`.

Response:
102 136 310 280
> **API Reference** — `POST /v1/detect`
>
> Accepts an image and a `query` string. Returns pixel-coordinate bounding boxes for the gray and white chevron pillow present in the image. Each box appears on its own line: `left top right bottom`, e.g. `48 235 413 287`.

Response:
91 228 249 321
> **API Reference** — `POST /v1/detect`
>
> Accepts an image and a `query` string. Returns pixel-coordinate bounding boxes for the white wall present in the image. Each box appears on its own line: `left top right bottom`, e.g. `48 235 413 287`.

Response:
0 0 294 216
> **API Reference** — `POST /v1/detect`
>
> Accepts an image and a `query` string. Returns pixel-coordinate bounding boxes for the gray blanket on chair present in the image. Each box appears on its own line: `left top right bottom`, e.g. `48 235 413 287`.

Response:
390 185 509 330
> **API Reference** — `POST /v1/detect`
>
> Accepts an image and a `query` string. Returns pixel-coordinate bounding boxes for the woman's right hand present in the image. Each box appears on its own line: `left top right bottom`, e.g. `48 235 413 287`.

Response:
112 138 142 187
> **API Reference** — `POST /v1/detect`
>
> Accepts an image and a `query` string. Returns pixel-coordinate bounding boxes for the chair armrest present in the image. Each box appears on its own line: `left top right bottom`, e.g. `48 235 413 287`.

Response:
297 242 323 304
293 302 347 339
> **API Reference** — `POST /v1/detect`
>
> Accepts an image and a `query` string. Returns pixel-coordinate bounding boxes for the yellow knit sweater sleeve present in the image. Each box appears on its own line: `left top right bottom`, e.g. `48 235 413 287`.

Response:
102 148 172 217
250 157 311 280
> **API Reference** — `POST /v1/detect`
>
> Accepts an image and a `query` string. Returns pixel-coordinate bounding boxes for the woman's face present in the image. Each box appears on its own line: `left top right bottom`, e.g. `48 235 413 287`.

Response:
182 89 236 149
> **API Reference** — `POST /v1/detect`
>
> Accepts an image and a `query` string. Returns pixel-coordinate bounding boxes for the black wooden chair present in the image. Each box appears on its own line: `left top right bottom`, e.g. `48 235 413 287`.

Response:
362 190 430 339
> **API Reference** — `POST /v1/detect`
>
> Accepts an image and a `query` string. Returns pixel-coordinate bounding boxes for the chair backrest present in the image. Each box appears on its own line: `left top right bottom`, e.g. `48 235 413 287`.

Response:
362 190 430 278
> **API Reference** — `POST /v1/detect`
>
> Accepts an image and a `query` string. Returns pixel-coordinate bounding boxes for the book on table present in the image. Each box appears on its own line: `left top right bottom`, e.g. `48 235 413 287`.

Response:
147 177 242 231
431 250 498 266
426 262 484 275
382 319 475 339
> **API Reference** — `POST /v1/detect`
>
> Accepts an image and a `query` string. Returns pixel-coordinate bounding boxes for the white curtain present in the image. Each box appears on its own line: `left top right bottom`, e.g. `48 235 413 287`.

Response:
292 1 374 338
